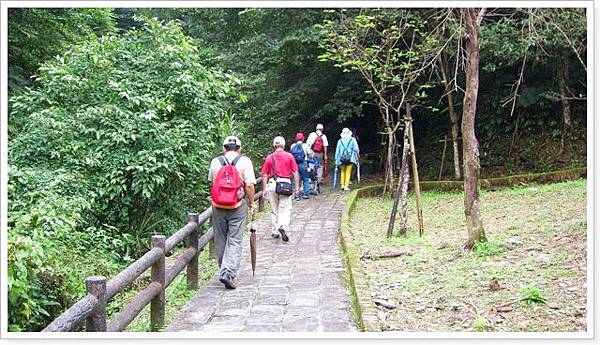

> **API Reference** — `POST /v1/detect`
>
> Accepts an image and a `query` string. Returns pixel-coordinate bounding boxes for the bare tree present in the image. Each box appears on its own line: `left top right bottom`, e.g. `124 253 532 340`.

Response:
461 8 487 249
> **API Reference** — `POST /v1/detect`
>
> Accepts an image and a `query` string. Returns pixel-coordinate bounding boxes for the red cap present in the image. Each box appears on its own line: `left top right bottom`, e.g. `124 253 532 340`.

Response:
295 132 305 141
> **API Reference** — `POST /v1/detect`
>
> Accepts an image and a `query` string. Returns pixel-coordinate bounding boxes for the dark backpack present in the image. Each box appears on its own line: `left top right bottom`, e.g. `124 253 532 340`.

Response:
340 140 352 165
290 143 305 163
311 134 324 153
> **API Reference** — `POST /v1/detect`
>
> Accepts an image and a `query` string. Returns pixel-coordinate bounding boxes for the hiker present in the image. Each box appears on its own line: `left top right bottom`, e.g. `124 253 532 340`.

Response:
208 136 256 289
335 128 359 191
306 123 329 182
290 132 311 201
261 136 299 242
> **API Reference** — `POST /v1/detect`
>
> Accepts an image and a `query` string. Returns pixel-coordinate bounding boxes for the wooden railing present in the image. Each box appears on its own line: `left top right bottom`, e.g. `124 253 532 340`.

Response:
42 176 265 332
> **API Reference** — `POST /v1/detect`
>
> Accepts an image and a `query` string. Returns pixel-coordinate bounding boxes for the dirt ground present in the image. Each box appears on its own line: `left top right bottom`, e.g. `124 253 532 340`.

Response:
347 179 587 332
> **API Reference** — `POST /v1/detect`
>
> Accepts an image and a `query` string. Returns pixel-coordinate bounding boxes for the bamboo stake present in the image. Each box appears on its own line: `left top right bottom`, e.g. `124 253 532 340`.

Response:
438 134 448 180
406 103 424 236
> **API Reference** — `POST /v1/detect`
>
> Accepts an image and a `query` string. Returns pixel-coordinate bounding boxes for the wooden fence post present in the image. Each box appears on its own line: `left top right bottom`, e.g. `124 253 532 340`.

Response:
86 276 107 332
186 213 199 290
150 235 166 331
257 179 265 212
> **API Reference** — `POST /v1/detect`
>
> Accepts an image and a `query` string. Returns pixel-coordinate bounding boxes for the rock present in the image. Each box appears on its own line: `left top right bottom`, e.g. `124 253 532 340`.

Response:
374 299 397 309
566 287 579 293
489 278 501 291
437 242 449 250
495 306 513 313
377 311 387 321
536 254 551 265
507 236 522 245
415 306 426 313
450 303 462 312
548 303 560 310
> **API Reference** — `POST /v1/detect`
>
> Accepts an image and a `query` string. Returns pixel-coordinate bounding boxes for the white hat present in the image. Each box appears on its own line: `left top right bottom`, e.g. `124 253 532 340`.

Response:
316 123 324 130
340 127 351 138
273 136 285 147
223 136 241 147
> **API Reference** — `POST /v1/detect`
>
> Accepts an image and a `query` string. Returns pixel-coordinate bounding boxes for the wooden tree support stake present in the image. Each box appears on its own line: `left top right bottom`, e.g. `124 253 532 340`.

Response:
438 134 449 180
407 104 424 236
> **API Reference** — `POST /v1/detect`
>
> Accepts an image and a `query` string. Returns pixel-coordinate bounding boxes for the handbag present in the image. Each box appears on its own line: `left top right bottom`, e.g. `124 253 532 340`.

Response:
271 154 293 196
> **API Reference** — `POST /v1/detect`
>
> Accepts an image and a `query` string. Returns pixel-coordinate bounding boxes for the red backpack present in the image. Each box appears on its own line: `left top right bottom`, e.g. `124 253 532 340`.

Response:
312 134 324 153
211 156 244 209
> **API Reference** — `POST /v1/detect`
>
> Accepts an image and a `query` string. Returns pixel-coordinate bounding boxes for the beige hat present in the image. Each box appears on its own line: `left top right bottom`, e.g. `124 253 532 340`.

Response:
316 123 324 130
273 136 285 147
223 136 241 147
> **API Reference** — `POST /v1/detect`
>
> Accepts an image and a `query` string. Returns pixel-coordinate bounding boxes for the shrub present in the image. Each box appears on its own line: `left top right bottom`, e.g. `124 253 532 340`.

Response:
519 284 547 305
8 17 243 331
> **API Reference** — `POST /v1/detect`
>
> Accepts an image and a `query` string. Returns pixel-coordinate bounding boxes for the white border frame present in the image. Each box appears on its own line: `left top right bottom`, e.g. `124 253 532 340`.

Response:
0 0 595 341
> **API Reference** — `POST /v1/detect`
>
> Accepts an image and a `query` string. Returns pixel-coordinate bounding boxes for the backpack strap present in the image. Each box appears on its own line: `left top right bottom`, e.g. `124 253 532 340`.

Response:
270 154 278 179
218 156 228 166
232 155 242 166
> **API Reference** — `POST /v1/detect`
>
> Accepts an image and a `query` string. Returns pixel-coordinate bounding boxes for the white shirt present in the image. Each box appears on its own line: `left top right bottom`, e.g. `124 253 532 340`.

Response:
208 151 256 184
306 130 329 149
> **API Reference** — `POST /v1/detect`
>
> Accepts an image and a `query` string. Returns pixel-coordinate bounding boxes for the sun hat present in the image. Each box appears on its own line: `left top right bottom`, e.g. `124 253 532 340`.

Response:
316 124 324 130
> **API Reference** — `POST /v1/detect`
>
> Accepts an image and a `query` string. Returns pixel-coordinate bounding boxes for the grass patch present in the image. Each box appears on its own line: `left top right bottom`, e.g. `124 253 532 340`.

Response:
474 241 504 257
518 284 547 305
346 179 587 332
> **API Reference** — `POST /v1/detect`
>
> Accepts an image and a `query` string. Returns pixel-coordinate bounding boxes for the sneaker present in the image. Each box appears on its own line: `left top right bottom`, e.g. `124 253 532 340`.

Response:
278 227 289 242
271 233 280 239
302 195 309 199
219 273 236 289
294 196 301 201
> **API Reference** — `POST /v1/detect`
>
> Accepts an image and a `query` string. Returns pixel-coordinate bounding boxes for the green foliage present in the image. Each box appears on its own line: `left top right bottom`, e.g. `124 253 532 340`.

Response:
8 16 241 331
132 8 368 158
8 8 116 89
317 9 441 109
473 241 504 257
473 318 488 332
518 284 547 305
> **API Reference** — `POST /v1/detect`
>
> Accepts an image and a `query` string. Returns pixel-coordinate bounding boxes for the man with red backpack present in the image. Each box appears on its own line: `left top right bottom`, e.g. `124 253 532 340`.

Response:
306 123 329 183
261 136 299 242
208 136 256 289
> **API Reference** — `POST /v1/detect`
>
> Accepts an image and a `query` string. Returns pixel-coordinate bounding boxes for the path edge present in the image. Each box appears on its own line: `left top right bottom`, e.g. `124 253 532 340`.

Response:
338 187 380 332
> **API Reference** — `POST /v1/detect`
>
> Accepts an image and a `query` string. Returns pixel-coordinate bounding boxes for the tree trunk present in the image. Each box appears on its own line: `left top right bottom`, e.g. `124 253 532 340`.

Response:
387 125 410 237
406 104 424 237
383 128 395 195
462 8 487 249
558 57 573 132
438 53 461 179
558 56 572 155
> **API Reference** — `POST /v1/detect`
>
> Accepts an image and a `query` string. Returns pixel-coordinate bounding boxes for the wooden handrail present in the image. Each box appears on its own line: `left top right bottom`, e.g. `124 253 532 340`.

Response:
42 175 264 332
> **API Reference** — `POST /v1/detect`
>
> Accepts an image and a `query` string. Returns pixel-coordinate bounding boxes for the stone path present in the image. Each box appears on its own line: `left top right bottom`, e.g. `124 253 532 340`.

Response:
166 190 356 332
